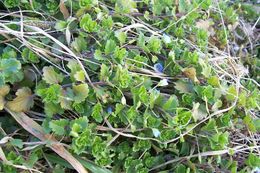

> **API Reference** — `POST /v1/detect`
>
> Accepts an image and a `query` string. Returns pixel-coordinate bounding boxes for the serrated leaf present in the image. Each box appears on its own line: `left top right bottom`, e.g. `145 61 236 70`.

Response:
74 70 85 82
22 48 39 63
245 153 260 167
5 110 87 173
147 36 162 54
138 86 149 105
91 102 103 123
49 119 69 136
37 84 62 104
73 84 89 103
114 47 127 64
99 64 110 81
0 58 21 75
115 31 127 45
67 60 81 74
7 87 34 112
80 14 97 32
43 66 64 84
105 39 116 55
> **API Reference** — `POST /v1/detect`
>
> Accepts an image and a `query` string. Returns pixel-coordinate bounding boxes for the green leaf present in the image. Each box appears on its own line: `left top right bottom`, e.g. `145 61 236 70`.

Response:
253 119 260 132
175 164 186 173
44 102 64 117
174 80 193 94
55 20 67 31
59 88 74 110
115 31 127 45
71 36 87 53
79 0 98 8
138 86 149 105
49 119 69 136
74 70 85 82
208 76 220 87
45 154 112 173
226 85 236 102
202 119 216 131
133 139 151 152
70 116 88 137
114 47 127 64
42 66 64 84
147 36 162 54
245 153 260 167
22 48 39 63
10 139 23 149
80 14 97 32
6 87 34 112
149 89 160 109
4 0 20 8
105 39 116 55
102 16 113 29
202 85 214 100
91 102 103 123
115 0 136 14
0 58 21 75
37 84 62 104
73 128 92 154
199 58 211 78
99 64 110 81
209 132 229 150
73 83 89 103
163 95 178 111
243 115 256 132
114 65 132 88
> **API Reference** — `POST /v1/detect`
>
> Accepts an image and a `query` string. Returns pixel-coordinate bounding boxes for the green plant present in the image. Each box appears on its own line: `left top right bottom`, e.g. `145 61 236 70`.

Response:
0 0 259 173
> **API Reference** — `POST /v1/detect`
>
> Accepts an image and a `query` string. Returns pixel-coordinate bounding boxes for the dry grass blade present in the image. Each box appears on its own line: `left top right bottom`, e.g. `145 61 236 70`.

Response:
4 107 88 173
59 0 70 19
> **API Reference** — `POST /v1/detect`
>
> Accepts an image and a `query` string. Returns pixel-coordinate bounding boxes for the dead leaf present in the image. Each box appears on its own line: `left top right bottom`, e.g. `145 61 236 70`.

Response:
0 85 10 110
6 87 34 112
192 102 207 122
66 27 71 45
183 67 199 83
196 19 215 36
60 0 70 19
196 19 211 30
5 108 88 173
